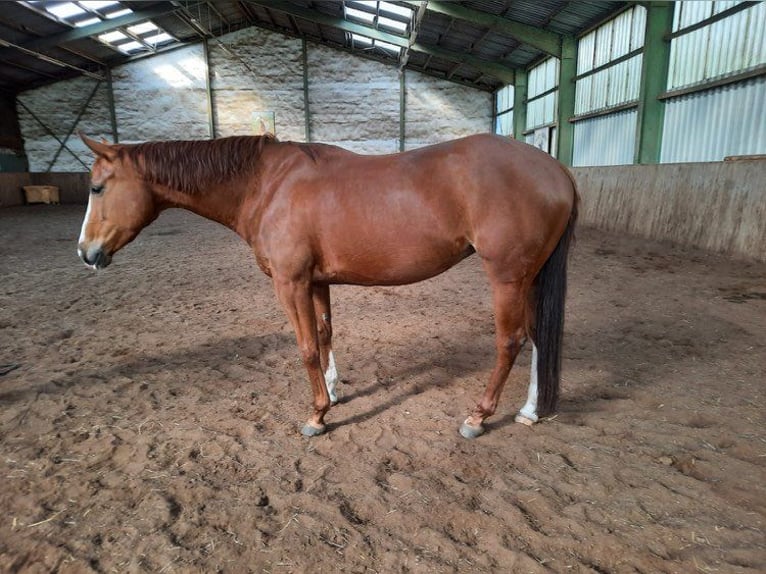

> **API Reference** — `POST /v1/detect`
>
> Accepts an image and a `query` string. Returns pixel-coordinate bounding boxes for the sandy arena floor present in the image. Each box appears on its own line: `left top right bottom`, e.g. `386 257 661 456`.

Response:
0 205 764 573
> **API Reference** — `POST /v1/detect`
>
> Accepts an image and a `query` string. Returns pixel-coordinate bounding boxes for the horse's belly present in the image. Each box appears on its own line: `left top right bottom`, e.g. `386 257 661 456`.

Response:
317 238 474 286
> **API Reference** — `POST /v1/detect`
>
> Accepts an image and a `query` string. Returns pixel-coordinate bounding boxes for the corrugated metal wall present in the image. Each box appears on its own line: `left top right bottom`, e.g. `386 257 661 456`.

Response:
669 1 766 89
662 75 766 162
575 6 645 114
662 1 766 162
573 109 638 166
572 5 645 166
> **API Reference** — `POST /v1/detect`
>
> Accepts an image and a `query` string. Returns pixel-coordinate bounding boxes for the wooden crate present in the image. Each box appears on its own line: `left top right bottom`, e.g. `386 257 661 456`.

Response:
23 185 60 204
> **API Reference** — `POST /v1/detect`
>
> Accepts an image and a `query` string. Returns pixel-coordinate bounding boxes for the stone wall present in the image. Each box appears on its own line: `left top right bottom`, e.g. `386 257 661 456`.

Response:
16 28 492 171
17 76 112 171
209 28 305 142
111 44 210 143
309 45 401 154
405 73 492 150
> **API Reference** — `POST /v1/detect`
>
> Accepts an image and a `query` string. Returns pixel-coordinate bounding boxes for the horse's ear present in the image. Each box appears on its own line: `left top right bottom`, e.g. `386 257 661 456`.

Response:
79 131 116 160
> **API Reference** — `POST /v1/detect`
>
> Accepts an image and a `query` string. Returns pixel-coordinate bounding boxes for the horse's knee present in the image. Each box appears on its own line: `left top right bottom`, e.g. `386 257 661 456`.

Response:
299 345 320 369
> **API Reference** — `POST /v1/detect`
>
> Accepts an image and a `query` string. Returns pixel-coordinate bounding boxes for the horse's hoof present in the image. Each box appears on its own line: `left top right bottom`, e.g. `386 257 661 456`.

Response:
514 413 537 426
459 421 485 439
301 422 326 437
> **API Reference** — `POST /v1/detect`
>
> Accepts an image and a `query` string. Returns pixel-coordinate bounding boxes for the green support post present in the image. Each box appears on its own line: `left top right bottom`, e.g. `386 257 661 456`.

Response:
513 69 527 141
556 36 577 166
635 2 673 164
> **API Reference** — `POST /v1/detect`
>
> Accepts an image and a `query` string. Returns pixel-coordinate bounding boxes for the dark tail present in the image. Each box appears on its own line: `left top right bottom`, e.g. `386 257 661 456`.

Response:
535 184 578 416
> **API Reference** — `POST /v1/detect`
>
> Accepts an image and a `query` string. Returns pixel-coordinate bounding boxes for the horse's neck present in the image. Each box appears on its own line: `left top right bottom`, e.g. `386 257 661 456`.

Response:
154 183 243 232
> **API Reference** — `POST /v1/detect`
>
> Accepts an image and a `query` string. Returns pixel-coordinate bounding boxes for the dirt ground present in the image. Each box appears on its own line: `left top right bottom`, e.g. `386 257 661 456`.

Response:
0 205 764 574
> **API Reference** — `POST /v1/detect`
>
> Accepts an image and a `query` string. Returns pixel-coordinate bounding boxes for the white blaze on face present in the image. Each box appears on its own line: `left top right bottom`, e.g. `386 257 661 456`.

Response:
77 194 94 265
518 344 539 422
324 351 338 403
78 193 93 246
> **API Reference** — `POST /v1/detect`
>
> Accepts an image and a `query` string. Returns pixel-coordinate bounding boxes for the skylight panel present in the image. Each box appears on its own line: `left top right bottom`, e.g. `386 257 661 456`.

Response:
351 33 400 56
351 33 373 46
46 2 86 19
346 6 375 24
80 0 119 9
98 30 128 43
117 40 144 54
127 22 159 35
375 39 400 53
105 7 132 19
379 1 413 19
74 17 101 27
144 32 174 46
379 15 407 33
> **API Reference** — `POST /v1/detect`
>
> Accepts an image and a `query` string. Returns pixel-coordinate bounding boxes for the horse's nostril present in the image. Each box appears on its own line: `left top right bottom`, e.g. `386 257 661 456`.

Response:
78 244 110 268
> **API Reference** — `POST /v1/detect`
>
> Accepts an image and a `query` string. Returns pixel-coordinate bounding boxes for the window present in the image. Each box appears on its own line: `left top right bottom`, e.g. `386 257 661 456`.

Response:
494 85 514 136
575 5 646 115
344 1 414 58
28 1 177 55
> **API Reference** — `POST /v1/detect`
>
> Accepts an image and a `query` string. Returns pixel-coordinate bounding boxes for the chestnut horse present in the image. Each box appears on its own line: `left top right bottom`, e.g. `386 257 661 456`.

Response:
77 132 578 438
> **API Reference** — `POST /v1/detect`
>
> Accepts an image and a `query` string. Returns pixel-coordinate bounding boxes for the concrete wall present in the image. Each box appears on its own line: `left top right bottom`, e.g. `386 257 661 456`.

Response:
571 159 766 261
16 27 491 171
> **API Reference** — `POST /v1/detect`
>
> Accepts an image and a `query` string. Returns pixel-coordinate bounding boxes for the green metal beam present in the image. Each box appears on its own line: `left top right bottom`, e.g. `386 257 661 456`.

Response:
302 38 311 142
556 35 577 166
635 2 673 164
399 70 406 152
247 0 516 84
513 69 527 141
409 0 562 58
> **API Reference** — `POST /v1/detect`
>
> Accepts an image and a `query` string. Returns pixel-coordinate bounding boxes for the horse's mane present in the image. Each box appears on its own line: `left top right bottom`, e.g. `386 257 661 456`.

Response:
122 134 276 194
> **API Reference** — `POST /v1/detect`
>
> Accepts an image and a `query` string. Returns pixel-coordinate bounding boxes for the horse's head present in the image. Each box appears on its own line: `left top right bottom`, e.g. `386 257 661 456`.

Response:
77 133 157 269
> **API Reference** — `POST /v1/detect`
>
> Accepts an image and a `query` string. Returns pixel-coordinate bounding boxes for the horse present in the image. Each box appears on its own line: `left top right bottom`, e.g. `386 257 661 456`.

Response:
77 132 578 438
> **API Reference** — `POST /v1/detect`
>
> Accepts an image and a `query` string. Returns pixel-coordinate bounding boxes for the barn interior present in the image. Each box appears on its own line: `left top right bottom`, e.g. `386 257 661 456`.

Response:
0 2 765 572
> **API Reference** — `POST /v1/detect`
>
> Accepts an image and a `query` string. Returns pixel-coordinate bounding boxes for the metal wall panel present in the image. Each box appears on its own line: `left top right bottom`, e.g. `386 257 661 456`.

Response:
669 2 765 89
575 6 645 114
573 109 638 166
662 75 766 163
576 55 642 113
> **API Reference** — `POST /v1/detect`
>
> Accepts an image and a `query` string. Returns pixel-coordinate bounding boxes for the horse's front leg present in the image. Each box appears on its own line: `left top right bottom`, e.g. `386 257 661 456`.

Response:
273 277 331 436
312 284 339 405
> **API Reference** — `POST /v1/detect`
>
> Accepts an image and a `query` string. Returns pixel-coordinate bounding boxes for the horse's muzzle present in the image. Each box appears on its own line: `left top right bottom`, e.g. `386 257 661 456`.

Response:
78 244 112 270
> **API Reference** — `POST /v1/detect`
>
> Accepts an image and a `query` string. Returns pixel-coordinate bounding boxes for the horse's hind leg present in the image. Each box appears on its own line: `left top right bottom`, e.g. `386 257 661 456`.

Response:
515 343 539 425
312 284 339 404
515 292 539 425
460 279 527 439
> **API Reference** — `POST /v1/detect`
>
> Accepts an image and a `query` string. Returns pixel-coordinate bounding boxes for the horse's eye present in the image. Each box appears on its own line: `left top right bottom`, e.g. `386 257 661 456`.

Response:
90 184 104 195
